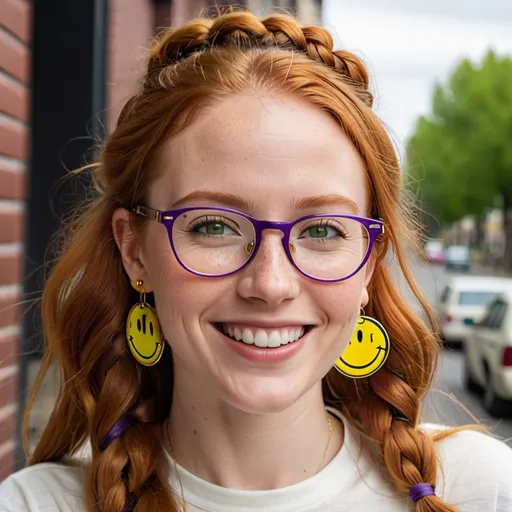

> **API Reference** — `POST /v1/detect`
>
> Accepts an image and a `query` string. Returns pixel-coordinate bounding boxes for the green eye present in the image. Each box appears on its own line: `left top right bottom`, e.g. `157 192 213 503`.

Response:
198 222 231 235
306 225 337 238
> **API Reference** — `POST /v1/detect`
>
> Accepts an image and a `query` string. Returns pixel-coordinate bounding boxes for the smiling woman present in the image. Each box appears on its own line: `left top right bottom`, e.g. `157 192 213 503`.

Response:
1 8 512 512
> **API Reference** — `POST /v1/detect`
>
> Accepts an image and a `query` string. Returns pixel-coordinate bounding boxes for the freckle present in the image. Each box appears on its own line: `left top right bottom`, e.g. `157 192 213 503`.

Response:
192 406 195 410
193 430 197 435
204 417 208 421
303 469 307 473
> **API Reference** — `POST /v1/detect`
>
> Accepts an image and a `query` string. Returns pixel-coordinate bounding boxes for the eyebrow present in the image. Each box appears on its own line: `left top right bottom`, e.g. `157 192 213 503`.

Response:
170 190 359 214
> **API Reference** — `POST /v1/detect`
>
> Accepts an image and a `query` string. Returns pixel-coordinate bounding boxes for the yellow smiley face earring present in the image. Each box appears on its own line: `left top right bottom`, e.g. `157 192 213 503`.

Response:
125 279 164 366
334 308 390 378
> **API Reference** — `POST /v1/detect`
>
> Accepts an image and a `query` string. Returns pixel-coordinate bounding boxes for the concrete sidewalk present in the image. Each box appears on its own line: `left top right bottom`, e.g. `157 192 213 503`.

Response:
24 360 60 452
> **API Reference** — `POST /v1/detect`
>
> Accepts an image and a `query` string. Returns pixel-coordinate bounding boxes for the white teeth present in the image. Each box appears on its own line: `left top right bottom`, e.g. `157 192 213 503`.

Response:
254 330 267 348
268 331 282 348
221 324 307 347
242 328 254 344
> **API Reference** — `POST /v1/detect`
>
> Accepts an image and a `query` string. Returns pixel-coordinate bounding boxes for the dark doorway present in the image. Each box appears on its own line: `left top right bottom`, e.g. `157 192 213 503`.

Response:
15 0 109 470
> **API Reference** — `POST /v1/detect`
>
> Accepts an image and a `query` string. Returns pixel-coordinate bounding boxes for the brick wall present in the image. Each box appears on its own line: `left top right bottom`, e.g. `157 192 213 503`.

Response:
107 0 155 131
0 0 31 479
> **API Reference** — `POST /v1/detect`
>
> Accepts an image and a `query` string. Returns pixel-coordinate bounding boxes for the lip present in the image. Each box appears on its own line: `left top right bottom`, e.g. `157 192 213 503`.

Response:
213 323 313 363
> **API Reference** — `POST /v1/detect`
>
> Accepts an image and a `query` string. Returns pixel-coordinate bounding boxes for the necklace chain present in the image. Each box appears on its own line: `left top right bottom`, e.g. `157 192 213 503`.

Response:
167 413 335 512
318 415 333 472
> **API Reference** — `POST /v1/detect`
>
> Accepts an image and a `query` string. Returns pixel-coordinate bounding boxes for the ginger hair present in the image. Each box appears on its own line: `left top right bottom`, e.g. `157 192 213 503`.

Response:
25 10 466 512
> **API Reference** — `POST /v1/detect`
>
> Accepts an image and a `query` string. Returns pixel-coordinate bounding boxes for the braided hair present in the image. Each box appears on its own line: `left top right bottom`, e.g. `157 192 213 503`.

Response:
27 10 463 512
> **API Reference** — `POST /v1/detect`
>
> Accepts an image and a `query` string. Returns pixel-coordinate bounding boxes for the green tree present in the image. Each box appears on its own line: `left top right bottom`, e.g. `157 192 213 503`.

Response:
405 51 512 270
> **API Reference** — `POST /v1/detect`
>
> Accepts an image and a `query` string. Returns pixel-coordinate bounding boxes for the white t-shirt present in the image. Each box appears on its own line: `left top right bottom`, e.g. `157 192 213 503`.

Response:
1 412 511 511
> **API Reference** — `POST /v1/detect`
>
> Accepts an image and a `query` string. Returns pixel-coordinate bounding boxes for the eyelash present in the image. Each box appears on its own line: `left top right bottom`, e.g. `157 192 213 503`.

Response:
189 216 240 234
301 220 349 238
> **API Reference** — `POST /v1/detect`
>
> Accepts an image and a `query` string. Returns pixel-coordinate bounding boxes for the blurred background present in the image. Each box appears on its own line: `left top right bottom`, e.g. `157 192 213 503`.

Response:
0 0 512 479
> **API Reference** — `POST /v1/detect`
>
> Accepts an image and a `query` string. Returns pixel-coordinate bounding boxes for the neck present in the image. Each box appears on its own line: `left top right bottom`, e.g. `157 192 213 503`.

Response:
166 379 344 491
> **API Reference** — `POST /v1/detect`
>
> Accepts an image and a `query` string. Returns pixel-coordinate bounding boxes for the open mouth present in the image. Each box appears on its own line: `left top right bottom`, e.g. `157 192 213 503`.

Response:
214 323 314 349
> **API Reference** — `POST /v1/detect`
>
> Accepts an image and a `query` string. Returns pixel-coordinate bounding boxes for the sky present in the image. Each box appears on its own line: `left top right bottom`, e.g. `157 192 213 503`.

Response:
322 0 512 159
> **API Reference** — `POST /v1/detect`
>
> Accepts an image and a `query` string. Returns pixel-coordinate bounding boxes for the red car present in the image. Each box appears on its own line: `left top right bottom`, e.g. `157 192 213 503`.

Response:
425 240 447 264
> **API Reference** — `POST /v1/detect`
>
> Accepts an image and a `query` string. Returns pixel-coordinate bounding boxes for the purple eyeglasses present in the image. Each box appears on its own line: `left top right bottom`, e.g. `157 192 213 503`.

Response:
133 205 384 283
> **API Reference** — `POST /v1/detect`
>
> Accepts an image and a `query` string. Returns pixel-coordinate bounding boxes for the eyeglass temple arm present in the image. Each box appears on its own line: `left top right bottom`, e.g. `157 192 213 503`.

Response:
133 205 162 223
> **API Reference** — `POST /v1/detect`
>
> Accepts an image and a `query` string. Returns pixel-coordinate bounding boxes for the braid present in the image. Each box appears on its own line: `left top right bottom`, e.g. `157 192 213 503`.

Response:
144 12 372 106
325 262 461 512
87 329 175 512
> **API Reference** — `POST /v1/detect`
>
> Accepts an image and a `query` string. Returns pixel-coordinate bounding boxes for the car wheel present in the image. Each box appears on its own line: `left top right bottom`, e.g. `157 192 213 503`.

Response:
482 367 509 418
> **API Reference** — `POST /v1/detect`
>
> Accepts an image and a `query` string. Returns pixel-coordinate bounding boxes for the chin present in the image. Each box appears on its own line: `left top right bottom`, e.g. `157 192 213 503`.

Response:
220 373 318 415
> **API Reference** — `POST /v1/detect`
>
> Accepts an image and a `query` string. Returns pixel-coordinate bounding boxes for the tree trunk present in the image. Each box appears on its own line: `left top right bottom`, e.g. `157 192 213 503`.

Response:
474 214 485 250
502 194 512 272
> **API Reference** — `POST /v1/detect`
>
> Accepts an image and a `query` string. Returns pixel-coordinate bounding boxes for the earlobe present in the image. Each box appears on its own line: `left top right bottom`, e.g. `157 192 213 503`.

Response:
361 287 369 309
112 208 149 287
361 256 375 307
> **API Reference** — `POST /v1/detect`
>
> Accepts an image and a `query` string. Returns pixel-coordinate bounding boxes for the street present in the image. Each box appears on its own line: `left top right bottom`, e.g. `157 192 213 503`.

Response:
399 254 512 444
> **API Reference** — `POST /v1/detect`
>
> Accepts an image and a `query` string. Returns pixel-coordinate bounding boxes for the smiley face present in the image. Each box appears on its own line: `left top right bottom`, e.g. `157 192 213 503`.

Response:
334 316 390 378
126 303 164 366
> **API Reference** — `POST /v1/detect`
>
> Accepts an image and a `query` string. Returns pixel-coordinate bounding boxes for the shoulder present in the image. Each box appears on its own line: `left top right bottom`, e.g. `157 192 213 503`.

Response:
424 425 512 510
0 462 86 512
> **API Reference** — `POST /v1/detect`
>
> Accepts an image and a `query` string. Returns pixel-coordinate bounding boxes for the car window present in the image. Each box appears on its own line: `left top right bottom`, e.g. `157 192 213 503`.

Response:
458 291 498 307
489 301 507 329
480 300 507 329
426 241 444 252
479 300 498 327
446 246 469 260
439 286 451 303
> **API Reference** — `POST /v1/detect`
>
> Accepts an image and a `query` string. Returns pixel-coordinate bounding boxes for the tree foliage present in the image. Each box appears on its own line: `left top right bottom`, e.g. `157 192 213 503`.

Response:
405 51 512 268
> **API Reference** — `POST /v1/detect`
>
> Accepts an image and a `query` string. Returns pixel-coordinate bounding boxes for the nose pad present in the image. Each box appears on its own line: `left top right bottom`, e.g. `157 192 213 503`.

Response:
245 240 255 255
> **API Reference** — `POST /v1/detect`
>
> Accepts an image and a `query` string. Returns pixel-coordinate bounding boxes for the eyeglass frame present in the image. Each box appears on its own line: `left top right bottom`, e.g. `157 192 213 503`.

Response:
132 205 384 283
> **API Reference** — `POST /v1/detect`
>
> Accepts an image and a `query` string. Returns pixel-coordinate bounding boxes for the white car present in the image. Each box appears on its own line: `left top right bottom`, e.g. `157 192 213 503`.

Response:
463 286 512 417
437 275 512 347
445 245 470 272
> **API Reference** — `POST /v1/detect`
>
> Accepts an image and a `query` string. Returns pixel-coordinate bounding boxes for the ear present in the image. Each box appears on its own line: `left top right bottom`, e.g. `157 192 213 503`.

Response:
112 208 152 290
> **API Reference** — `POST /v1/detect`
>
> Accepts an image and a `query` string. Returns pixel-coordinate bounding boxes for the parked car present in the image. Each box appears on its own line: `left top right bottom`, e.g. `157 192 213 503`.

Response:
424 240 446 264
445 245 470 272
437 275 512 347
463 286 512 417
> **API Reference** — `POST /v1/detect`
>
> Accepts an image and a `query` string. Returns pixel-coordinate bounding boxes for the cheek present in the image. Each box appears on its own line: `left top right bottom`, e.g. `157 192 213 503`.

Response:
317 274 366 325
142 227 231 337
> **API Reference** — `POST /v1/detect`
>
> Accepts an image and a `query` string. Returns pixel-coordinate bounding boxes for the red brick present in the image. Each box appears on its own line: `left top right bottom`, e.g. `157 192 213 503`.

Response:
0 253 21 285
0 73 28 121
0 168 25 200
0 28 29 83
0 294 19 329
0 410 15 447
0 0 31 43
0 335 16 369
0 210 23 243
0 374 16 409
0 442 14 480
0 117 27 159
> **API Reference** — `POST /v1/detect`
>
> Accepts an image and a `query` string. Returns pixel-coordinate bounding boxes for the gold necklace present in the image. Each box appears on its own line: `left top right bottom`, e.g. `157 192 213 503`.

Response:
167 414 335 511
318 415 333 471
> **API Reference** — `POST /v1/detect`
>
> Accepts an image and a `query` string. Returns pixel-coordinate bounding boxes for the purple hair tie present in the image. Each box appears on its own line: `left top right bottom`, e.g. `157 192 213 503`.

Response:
99 416 131 451
409 483 436 504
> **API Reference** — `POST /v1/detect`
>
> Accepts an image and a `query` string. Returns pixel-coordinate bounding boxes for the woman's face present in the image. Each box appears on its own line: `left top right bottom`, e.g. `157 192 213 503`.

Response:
118 92 373 413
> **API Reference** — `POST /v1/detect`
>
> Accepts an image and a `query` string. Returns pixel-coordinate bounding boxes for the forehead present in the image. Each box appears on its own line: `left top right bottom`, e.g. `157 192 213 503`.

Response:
150 93 369 216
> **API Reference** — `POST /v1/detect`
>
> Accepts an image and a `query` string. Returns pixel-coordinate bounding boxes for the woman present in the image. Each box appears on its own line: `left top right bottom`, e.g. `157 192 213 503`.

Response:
1 10 511 512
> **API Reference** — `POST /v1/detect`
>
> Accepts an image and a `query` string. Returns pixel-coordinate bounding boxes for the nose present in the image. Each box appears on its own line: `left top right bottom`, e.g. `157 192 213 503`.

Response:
236 231 300 306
